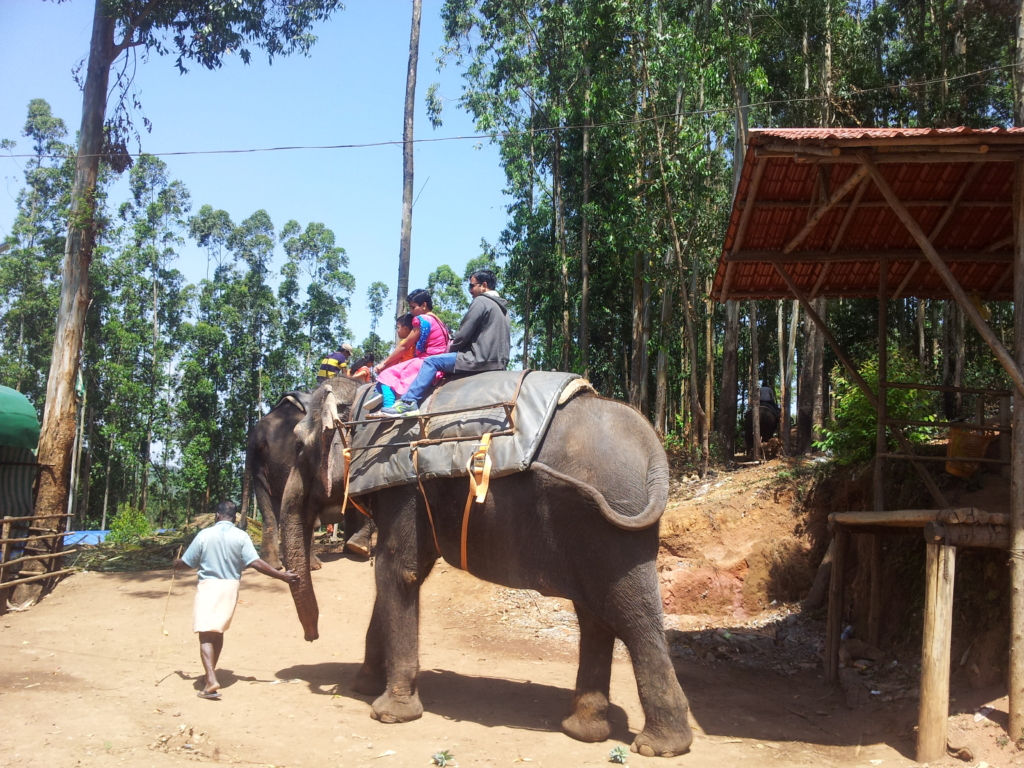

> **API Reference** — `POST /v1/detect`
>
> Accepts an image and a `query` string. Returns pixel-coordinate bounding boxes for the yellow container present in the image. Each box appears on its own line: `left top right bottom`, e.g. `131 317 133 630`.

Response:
945 426 995 478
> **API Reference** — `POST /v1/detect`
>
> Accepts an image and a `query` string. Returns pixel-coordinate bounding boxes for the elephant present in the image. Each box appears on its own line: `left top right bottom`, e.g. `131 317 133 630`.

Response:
743 403 779 454
278 375 693 758
240 388 374 570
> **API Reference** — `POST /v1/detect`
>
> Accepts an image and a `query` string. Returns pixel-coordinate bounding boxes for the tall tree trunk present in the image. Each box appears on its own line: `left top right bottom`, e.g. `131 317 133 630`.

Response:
797 301 820 454
142 265 160 514
942 300 953 417
813 298 827 440
101 434 114 531
777 300 787 451
705 279 715 444
952 301 965 416
523 119 535 369
580 67 591 377
784 300 799 453
640 274 652 416
35 0 115 533
629 252 645 410
78 406 94 527
720 300 740 459
650 118 706 471
822 0 833 126
917 298 927 369
749 301 761 459
553 127 571 371
396 0 422 319
653 251 675 436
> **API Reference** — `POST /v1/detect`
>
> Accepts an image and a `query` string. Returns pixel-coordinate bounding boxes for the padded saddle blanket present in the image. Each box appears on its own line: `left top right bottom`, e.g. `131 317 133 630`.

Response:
346 370 591 496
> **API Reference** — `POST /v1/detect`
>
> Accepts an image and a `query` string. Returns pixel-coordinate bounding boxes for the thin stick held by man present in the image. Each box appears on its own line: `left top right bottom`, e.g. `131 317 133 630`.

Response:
174 501 298 699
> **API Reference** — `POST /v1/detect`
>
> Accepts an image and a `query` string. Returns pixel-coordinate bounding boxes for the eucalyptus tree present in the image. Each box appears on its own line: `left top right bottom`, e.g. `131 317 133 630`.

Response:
38 0 344 525
224 210 280 436
0 100 75 403
279 219 355 386
397 0 423 318
111 154 190 512
427 264 468 329
362 281 390 361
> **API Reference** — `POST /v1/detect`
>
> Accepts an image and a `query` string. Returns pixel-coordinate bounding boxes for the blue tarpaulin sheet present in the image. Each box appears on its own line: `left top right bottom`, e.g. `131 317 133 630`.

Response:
65 531 109 546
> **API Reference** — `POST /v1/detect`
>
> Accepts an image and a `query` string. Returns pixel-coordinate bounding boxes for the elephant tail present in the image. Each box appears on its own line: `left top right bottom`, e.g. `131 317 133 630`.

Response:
532 456 668 531
239 432 255 530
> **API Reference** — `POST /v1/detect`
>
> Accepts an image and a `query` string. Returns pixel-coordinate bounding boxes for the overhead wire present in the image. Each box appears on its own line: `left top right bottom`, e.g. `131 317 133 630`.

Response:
1 63 1016 162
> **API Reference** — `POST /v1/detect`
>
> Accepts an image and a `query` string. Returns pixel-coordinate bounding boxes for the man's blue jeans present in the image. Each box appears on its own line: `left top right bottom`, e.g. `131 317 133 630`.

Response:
401 353 457 405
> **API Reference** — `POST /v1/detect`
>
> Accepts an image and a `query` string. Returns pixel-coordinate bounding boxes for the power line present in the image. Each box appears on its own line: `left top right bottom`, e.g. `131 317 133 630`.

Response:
1 64 1015 162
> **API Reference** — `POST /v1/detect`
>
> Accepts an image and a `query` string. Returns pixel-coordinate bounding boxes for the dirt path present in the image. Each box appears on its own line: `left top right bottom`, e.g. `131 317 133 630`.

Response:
0 462 1013 767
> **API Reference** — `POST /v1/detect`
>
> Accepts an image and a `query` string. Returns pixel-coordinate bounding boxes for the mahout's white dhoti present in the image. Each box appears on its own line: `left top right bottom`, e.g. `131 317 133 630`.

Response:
193 578 240 633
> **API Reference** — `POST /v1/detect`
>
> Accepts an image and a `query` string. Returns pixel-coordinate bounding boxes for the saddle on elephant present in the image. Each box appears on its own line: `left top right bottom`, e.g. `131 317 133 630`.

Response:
339 370 595 498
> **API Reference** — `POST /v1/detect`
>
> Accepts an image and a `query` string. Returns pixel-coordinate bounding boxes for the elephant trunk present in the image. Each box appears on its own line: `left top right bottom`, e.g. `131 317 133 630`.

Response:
282 499 319 642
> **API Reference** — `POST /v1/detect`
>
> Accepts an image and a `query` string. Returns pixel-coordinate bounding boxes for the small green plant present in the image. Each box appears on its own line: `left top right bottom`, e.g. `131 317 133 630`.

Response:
609 745 629 764
996 734 1009 748
431 749 454 766
815 352 937 465
106 503 153 544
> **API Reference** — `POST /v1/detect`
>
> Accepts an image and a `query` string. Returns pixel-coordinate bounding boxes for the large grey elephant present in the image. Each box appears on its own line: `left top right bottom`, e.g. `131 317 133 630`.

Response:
240 389 373 570
280 375 692 758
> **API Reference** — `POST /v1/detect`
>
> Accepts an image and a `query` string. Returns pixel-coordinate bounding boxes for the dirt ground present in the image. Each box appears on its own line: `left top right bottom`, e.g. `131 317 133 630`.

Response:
1 459 1018 767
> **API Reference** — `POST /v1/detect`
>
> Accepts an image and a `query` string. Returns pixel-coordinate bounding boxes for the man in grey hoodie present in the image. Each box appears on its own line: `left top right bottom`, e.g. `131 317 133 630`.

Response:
379 269 510 417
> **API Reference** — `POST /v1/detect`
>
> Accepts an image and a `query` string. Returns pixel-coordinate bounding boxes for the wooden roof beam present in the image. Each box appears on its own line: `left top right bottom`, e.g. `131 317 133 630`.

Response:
782 166 869 254
727 249 1012 263
811 177 870 299
787 151 1024 165
721 157 768 303
738 200 1010 210
861 154 1024 398
892 164 982 301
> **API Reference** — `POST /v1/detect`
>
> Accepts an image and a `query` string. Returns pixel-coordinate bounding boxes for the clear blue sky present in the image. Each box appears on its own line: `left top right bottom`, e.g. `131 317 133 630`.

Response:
0 0 510 345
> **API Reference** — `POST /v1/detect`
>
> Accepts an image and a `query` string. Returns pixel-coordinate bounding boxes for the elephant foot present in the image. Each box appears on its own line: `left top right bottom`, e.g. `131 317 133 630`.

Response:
345 531 373 558
630 719 693 758
310 553 323 571
370 688 423 724
351 663 386 696
561 692 611 742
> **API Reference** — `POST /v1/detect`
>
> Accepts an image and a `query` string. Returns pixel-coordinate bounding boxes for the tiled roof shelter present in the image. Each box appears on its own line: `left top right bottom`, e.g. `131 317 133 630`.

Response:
712 127 1024 302
710 127 1024 764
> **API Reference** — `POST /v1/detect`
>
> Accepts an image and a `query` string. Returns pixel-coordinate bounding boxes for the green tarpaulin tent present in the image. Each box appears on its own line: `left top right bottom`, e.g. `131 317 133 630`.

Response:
0 385 40 451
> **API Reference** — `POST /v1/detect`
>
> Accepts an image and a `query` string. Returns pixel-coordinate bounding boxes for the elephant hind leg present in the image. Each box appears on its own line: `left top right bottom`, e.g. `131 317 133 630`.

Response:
562 603 613 743
606 584 693 757
352 597 387 696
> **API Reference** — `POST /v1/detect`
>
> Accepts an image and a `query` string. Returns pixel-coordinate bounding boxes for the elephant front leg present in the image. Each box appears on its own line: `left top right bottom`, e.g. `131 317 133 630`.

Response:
562 603 614 743
368 534 424 723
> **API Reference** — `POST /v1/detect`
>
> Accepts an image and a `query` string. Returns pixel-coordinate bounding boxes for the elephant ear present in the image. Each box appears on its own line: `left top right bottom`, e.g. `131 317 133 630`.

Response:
319 392 342 497
293 409 317 446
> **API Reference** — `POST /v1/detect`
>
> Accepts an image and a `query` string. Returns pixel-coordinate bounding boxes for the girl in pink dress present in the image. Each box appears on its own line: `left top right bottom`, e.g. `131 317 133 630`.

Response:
374 289 450 404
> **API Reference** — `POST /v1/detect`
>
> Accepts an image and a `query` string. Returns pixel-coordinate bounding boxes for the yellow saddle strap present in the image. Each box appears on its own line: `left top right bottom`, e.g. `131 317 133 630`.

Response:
460 433 493 572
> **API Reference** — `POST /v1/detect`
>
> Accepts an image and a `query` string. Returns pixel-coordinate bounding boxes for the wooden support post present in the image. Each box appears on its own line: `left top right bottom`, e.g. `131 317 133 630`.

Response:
869 260 888 647
917 541 956 764
1001 396 1011 479
1009 158 1024 743
862 155 1024 399
774 261 950 508
825 526 848 686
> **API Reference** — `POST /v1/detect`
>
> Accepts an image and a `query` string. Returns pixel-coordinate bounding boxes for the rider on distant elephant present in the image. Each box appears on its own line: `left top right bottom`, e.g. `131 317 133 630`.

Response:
316 342 353 384
759 382 780 419
378 269 510 418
